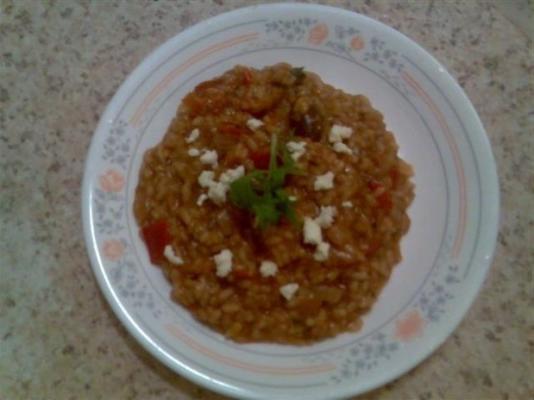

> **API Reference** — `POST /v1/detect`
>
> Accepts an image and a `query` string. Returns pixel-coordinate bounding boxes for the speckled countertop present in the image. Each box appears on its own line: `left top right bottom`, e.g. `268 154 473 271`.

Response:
1 0 532 399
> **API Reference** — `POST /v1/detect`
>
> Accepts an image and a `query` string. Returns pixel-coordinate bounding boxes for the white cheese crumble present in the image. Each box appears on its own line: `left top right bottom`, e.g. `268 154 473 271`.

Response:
342 201 353 208
198 170 227 204
329 124 353 143
303 217 323 246
280 283 299 301
259 260 278 277
288 195 297 202
187 147 200 157
246 118 264 130
199 149 218 167
197 166 246 206
314 171 334 191
196 193 208 206
185 128 200 143
207 181 228 205
286 141 307 161
213 249 233 278
198 171 215 188
333 142 353 155
316 206 337 228
163 245 184 265
313 241 330 262
219 165 245 184
303 208 337 263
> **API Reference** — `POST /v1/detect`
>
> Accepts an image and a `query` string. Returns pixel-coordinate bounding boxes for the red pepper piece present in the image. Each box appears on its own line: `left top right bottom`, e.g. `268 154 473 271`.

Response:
368 180 392 212
250 148 270 169
219 122 248 138
376 191 393 212
368 180 383 191
141 219 171 264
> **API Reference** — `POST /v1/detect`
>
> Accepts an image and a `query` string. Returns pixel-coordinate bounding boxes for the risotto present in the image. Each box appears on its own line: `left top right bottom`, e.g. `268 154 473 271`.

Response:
133 64 414 344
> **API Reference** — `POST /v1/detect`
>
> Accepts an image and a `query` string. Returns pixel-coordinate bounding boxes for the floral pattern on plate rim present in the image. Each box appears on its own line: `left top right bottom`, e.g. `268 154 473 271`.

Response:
260 18 411 94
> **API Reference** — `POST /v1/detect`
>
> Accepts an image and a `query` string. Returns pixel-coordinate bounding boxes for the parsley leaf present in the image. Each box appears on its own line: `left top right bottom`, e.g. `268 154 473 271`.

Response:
229 134 300 229
228 173 261 208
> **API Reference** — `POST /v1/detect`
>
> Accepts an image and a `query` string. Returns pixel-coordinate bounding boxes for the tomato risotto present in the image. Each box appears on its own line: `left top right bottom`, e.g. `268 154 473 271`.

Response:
134 63 414 344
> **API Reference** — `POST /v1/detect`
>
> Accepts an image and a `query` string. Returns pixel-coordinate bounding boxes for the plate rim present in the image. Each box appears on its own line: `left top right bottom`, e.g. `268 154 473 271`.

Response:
81 3 500 399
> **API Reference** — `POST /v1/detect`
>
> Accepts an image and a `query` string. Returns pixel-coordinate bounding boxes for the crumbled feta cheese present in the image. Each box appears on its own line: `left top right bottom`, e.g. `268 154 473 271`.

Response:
198 167 241 206
196 193 208 206
280 283 299 301
286 141 307 161
187 147 200 157
303 217 323 246
246 118 264 130
207 181 228 205
288 195 297 202
303 209 335 262
198 170 226 204
313 241 330 262
329 124 353 143
259 260 278 277
316 206 337 228
333 142 353 155
164 245 184 265
200 149 218 167
219 165 245 184
287 141 306 153
213 249 233 278
198 171 215 188
186 128 200 143
342 201 353 208
314 171 334 191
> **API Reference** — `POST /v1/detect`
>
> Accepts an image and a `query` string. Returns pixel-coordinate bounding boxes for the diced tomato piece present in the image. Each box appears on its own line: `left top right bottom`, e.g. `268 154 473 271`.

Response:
376 191 393 212
219 122 248 138
141 219 171 264
367 180 383 191
242 68 253 85
250 148 270 169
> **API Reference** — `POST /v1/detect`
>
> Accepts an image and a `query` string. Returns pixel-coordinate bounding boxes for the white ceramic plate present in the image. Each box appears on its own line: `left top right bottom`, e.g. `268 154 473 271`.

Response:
82 4 499 399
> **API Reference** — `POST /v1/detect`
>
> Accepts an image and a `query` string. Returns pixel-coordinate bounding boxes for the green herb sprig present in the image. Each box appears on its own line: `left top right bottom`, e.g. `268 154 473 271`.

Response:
229 134 299 229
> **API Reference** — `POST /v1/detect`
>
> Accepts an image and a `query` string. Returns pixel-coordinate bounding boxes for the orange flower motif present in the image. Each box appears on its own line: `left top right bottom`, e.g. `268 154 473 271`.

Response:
102 239 125 261
308 24 329 45
394 309 425 341
350 36 365 51
99 169 124 192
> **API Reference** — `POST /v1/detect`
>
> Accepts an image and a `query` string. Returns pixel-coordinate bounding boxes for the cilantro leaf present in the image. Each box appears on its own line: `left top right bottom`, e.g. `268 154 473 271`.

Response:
229 174 261 208
252 196 281 229
229 134 300 229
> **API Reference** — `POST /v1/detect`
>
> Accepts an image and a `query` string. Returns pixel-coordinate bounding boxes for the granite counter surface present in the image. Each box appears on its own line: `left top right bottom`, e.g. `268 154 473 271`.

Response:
1 0 532 399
